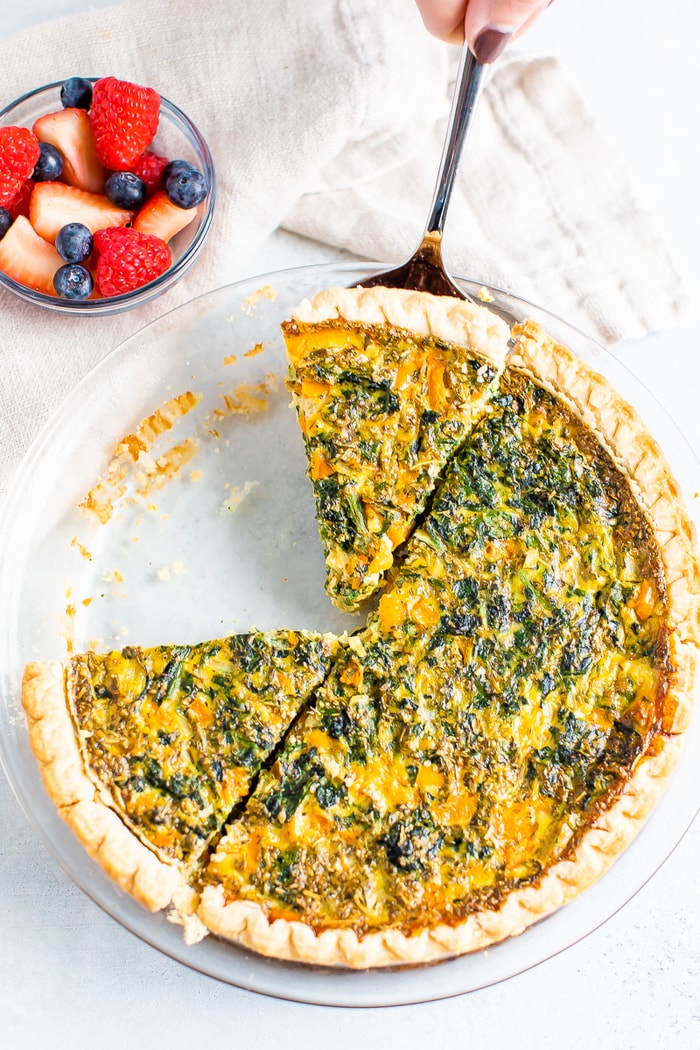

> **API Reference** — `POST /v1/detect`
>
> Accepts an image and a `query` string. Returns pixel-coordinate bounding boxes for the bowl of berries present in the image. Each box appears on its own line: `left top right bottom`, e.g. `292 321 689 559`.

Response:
0 76 215 313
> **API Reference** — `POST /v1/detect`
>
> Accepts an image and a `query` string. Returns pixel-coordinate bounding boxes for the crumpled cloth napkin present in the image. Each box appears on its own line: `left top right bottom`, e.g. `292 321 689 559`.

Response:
0 0 688 498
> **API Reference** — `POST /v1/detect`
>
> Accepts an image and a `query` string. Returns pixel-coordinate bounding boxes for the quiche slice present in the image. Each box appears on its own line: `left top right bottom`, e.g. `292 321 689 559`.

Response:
197 325 699 968
282 286 510 611
22 629 338 919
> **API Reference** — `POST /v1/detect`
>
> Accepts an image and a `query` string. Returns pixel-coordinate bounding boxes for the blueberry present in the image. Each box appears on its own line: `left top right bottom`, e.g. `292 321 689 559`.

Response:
161 159 193 182
104 171 147 210
55 223 93 263
32 142 64 182
53 263 94 300
60 77 93 110
164 162 209 209
0 208 11 241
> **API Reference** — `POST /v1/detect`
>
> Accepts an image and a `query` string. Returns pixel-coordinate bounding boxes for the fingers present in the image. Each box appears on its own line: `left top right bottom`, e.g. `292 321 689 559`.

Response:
414 0 550 59
512 0 551 39
413 0 469 46
466 0 549 60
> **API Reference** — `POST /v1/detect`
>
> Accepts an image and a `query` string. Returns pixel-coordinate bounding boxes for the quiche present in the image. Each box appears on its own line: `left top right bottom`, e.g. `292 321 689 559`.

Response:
22 629 338 916
20 295 699 971
198 319 698 967
283 287 510 611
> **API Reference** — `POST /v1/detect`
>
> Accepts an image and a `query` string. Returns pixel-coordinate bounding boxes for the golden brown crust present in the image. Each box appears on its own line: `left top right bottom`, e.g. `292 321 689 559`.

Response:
21 661 186 912
291 285 511 372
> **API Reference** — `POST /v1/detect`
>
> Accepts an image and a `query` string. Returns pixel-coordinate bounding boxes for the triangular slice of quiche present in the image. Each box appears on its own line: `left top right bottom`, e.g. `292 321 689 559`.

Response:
198 333 699 968
22 629 338 920
282 286 510 611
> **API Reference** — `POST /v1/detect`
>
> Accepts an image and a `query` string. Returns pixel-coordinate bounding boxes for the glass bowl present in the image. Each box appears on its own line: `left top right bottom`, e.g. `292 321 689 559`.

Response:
0 262 697 1006
0 79 216 315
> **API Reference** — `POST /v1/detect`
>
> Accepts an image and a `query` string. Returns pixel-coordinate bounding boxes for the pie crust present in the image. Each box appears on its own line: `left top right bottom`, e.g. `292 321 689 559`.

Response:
22 661 187 911
290 285 511 371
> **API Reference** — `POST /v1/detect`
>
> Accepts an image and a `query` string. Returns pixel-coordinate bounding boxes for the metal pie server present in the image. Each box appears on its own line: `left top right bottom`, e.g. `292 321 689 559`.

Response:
356 41 488 299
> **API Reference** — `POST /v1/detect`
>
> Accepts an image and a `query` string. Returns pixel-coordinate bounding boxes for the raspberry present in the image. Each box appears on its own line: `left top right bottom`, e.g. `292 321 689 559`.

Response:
0 171 24 209
94 226 171 296
89 77 161 171
5 180 34 220
133 150 170 193
0 126 41 206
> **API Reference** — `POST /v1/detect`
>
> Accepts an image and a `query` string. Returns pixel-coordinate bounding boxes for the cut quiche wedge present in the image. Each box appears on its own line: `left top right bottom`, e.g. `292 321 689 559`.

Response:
198 323 699 968
21 629 339 918
282 286 510 611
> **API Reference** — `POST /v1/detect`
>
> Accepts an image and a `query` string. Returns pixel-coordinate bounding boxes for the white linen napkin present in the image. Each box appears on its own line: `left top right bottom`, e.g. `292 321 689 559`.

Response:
0 0 688 498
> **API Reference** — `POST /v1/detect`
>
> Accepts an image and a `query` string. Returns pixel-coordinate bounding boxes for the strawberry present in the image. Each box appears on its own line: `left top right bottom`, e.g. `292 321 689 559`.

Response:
93 226 171 296
89 77 161 170
30 182 132 242
0 214 62 296
33 108 107 194
0 126 41 206
132 150 170 194
132 188 198 242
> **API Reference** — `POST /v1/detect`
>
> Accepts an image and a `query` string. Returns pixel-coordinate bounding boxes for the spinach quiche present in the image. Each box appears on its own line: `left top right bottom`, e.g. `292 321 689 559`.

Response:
283 287 510 611
20 295 699 970
22 629 338 921
198 316 698 967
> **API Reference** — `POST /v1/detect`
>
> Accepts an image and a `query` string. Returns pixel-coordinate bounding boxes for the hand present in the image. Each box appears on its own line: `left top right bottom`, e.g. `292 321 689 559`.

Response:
414 0 550 62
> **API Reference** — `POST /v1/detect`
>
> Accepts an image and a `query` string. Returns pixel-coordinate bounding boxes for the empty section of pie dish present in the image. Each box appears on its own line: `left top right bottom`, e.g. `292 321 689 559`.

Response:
0 262 698 1005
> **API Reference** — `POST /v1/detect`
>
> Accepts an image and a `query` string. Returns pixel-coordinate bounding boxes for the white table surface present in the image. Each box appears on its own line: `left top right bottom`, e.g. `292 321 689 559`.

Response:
2 2 698 1047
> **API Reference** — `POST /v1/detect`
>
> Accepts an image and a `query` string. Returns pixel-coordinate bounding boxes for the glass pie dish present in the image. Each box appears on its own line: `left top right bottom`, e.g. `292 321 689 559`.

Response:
0 261 697 1006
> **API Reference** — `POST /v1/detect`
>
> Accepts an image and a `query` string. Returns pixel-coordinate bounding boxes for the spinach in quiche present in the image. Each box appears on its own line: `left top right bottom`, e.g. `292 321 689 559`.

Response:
204 370 670 933
283 313 504 612
68 630 337 866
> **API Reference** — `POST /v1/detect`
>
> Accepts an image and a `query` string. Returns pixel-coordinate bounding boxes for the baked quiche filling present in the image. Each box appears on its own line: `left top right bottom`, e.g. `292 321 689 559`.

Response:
203 370 670 933
21 294 698 967
283 315 503 612
67 630 337 866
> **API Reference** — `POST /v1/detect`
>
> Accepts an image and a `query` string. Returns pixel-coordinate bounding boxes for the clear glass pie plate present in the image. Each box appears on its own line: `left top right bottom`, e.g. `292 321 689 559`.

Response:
0 261 698 1007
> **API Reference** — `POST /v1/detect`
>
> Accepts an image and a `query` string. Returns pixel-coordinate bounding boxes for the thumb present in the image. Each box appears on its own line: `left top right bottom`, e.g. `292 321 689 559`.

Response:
466 0 549 62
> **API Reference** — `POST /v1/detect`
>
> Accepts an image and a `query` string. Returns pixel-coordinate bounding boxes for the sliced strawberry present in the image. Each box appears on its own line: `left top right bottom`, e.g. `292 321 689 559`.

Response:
33 108 107 194
29 182 132 242
94 226 171 296
0 214 62 296
132 150 170 194
132 188 198 242
6 180 34 220
0 126 41 206
89 77 161 170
